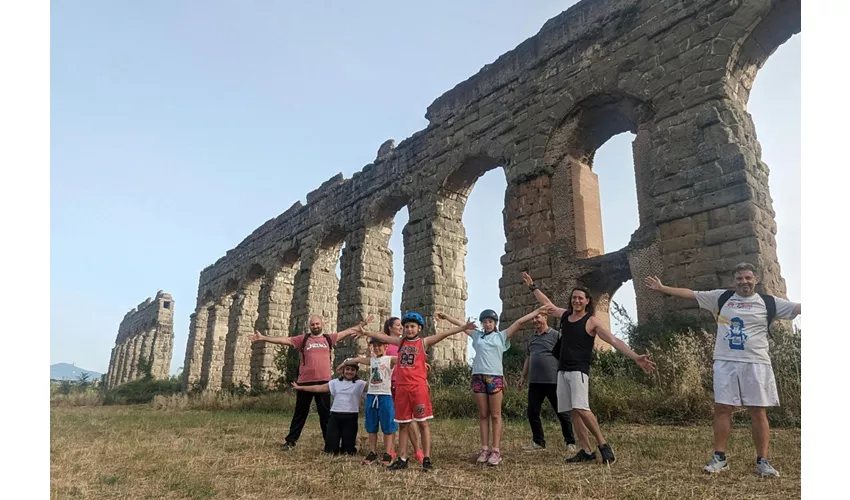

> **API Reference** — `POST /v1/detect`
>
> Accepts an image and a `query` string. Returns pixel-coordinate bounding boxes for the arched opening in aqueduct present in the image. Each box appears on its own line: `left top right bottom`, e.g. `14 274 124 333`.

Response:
594 131 639 337
543 92 654 348
435 156 509 364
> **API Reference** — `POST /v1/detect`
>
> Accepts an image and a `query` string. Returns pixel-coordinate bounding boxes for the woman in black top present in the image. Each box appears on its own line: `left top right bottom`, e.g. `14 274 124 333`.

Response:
522 272 656 465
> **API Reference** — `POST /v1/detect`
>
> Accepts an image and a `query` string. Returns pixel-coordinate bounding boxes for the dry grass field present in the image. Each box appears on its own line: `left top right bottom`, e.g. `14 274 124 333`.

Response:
50 406 800 499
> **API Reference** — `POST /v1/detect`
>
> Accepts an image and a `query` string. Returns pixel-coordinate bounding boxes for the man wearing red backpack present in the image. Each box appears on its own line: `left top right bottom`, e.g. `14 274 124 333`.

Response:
249 315 369 451
645 262 801 478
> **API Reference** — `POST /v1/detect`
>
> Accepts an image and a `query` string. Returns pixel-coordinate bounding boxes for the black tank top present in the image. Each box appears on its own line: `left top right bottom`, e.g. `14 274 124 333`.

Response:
555 311 594 375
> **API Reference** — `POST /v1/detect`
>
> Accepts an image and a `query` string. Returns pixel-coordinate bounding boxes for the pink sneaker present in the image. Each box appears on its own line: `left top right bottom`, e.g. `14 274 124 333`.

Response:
476 449 491 464
414 450 425 463
487 450 502 466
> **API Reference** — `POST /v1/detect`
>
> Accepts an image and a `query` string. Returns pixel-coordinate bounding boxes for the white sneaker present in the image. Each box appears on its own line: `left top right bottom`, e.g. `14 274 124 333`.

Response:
487 450 502 466
521 442 544 452
756 458 779 477
476 449 491 464
704 454 729 473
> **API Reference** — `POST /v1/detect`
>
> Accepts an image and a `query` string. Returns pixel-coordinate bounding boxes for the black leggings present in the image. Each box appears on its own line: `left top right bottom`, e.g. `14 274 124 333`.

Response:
324 412 359 455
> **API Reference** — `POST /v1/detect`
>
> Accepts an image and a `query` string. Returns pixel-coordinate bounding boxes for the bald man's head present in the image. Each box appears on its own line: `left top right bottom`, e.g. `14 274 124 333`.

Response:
308 316 324 335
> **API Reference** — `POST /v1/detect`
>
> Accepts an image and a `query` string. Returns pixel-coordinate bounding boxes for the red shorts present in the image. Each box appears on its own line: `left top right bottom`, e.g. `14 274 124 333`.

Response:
393 383 433 423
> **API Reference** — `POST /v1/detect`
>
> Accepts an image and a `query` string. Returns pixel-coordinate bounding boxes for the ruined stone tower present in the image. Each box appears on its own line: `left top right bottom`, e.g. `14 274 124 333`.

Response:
180 0 800 392
106 291 174 388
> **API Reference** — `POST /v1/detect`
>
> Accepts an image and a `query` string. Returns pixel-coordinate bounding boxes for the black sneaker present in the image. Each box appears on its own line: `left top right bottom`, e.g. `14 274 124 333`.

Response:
280 441 296 451
565 449 597 463
386 458 409 471
381 453 395 465
361 451 379 465
421 457 432 472
598 443 616 465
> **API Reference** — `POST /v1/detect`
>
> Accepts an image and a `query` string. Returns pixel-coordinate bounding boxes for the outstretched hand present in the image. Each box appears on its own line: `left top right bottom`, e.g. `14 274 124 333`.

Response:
248 330 265 343
521 272 533 287
536 304 554 316
635 354 657 373
462 318 477 331
644 276 663 291
435 311 448 320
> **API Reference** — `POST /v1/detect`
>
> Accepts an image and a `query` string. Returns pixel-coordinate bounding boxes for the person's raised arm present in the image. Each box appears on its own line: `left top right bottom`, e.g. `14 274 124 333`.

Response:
521 272 568 317
643 276 696 301
504 305 553 340
358 327 403 346
336 315 374 342
424 319 478 349
436 311 476 337
248 330 294 346
589 317 656 374
335 356 370 373
291 382 330 392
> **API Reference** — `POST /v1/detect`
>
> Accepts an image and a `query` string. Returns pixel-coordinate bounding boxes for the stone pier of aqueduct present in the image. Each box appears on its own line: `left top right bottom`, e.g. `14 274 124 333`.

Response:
181 0 800 392
106 292 175 389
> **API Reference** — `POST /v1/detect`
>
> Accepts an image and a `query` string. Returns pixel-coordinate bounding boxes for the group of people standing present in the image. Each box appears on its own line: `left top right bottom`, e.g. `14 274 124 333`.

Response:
249 262 800 478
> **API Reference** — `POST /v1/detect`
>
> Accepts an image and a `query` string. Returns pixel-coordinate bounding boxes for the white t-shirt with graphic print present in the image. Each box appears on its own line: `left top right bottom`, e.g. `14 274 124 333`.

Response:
694 290 799 365
367 355 393 395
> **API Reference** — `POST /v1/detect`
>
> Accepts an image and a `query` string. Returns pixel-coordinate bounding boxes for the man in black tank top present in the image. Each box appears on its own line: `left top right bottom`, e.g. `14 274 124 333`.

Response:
522 272 656 465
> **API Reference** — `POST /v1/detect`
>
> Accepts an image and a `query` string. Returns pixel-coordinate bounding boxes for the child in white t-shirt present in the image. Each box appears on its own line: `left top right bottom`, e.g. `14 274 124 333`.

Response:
292 364 367 455
339 337 398 465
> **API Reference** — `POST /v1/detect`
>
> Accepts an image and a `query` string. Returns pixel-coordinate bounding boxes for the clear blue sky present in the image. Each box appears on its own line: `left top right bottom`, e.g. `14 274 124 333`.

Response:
50 1 800 374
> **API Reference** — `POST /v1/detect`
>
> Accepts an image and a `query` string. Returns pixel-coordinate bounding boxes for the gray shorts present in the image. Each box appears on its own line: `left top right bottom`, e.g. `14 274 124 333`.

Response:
556 370 590 412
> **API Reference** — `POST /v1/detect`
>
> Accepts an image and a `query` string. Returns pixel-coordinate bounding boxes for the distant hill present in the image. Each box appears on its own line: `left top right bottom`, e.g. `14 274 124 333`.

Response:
50 363 103 381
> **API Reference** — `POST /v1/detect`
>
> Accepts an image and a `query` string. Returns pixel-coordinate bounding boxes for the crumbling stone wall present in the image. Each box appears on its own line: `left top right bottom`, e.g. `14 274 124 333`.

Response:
181 0 800 391
106 292 174 389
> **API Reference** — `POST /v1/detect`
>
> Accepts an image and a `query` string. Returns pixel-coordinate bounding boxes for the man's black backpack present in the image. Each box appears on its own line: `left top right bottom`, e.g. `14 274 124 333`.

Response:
717 290 777 338
300 333 334 366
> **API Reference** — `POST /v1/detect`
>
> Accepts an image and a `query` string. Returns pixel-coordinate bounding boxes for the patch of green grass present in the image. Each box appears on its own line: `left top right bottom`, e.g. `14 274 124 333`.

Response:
168 478 216 499
99 474 125 486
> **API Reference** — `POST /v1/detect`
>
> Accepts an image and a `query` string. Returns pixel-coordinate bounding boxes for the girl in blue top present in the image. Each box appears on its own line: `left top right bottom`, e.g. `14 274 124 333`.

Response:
438 305 551 466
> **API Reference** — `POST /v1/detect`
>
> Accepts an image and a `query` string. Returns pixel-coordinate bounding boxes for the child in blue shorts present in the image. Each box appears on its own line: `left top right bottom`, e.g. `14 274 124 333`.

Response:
338 337 398 465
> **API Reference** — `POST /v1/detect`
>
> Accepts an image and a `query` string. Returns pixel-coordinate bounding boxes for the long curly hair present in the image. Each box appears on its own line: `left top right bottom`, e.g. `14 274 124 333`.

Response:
566 287 595 316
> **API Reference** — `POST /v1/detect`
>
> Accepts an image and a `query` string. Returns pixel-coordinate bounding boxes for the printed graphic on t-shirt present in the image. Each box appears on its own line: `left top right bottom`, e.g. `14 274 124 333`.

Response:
724 317 748 350
304 340 329 352
371 365 383 385
398 344 420 368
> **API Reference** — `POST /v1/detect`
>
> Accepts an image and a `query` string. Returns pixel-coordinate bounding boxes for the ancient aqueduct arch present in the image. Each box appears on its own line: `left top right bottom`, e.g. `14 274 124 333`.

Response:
180 0 800 391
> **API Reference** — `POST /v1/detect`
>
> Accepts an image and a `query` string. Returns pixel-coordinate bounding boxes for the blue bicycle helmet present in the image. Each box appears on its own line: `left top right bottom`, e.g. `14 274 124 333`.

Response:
401 311 425 326
479 309 499 323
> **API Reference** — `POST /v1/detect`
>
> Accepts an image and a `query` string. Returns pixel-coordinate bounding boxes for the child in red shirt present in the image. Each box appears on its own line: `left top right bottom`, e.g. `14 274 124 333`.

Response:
360 311 474 472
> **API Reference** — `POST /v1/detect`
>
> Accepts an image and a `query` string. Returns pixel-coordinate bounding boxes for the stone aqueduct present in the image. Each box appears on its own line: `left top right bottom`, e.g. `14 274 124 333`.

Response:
168 0 800 392
106 292 175 389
